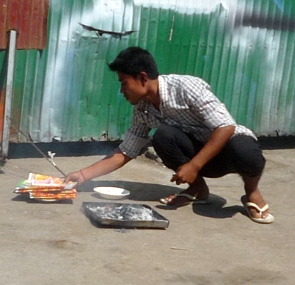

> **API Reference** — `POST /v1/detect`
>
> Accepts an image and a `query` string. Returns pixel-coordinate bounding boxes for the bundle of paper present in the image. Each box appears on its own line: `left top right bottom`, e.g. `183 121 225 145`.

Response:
14 173 77 201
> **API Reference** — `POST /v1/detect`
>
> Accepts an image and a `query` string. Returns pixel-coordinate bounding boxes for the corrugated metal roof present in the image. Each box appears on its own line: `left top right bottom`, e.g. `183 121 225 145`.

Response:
1 0 295 146
0 0 49 49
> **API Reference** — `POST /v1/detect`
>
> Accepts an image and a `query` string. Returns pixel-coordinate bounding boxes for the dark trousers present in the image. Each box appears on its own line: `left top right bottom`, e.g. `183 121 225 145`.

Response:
153 125 265 178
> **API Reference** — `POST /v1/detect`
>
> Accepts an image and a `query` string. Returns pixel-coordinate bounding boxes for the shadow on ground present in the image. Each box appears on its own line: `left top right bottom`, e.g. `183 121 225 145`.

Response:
156 193 244 219
78 180 245 220
77 179 182 201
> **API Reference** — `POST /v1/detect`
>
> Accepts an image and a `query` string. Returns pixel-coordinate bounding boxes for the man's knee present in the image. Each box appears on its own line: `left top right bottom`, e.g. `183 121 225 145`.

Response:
153 125 176 145
229 136 265 177
152 125 195 171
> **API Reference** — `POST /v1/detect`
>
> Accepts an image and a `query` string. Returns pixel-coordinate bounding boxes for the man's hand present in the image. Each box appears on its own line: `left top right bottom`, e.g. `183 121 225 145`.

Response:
171 126 236 186
171 162 199 185
65 170 85 186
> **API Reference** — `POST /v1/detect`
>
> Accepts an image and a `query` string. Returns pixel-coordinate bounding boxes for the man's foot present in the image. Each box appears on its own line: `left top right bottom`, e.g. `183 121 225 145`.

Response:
160 188 210 206
241 195 274 224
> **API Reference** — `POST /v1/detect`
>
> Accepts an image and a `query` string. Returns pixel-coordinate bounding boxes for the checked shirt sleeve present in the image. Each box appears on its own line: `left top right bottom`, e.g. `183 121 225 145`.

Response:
186 82 236 130
118 107 152 159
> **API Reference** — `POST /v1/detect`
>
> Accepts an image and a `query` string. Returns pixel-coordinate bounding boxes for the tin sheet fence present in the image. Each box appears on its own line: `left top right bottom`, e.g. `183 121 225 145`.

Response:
1 0 295 144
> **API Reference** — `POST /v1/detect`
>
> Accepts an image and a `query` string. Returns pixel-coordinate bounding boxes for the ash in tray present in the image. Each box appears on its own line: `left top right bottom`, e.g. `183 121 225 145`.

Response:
89 204 154 221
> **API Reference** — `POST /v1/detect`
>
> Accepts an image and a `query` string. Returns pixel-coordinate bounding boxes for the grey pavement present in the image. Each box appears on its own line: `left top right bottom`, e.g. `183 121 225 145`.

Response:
1 147 295 285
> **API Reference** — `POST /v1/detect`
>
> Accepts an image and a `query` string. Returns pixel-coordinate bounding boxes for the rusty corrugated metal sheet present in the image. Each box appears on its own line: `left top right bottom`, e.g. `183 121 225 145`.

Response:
0 0 49 49
0 0 49 151
1 0 295 146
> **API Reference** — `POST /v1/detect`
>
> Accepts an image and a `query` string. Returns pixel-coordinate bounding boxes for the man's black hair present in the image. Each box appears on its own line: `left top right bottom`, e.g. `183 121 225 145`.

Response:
108 46 159 79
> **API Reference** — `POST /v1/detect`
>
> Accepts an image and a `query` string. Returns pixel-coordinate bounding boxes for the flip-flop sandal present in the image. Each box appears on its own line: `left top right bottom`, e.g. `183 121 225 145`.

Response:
160 193 210 206
241 195 274 224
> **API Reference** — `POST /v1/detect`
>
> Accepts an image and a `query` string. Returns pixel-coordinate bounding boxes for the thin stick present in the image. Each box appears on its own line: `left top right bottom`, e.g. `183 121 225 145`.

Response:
11 125 67 177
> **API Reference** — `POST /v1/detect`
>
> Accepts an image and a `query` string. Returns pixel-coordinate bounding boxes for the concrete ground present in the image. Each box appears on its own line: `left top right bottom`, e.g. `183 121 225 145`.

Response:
1 146 295 285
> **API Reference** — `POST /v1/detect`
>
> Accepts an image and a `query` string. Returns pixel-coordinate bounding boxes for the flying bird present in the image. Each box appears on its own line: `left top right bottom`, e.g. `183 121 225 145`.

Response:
79 23 137 39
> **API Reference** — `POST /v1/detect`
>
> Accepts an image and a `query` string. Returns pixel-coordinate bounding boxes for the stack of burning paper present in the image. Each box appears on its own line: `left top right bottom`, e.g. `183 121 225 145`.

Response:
14 173 77 201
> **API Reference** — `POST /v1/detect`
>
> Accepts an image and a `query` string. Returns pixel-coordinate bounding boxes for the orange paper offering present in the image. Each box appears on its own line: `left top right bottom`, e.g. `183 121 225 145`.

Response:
14 173 77 201
28 173 76 189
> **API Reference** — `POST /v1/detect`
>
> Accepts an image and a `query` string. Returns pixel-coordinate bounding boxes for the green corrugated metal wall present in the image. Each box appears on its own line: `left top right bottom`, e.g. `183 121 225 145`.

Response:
1 0 295 143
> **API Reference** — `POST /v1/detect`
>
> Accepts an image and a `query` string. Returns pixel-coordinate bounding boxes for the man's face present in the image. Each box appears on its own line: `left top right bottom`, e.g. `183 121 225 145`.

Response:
118 72 146 105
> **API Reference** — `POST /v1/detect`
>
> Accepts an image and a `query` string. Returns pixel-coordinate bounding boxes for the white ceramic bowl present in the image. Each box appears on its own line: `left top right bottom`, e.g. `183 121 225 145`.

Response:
93 187 130 200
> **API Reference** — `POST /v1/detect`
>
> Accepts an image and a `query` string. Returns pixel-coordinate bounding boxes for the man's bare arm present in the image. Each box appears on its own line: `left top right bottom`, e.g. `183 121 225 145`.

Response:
65 148 132 185
172 125 235 185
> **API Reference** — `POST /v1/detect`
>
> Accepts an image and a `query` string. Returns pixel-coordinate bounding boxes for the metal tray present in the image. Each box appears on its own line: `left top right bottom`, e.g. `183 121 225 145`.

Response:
82 202 169 229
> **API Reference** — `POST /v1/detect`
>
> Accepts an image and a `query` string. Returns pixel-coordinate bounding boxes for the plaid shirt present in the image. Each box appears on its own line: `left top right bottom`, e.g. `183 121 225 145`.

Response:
119 74 256 158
